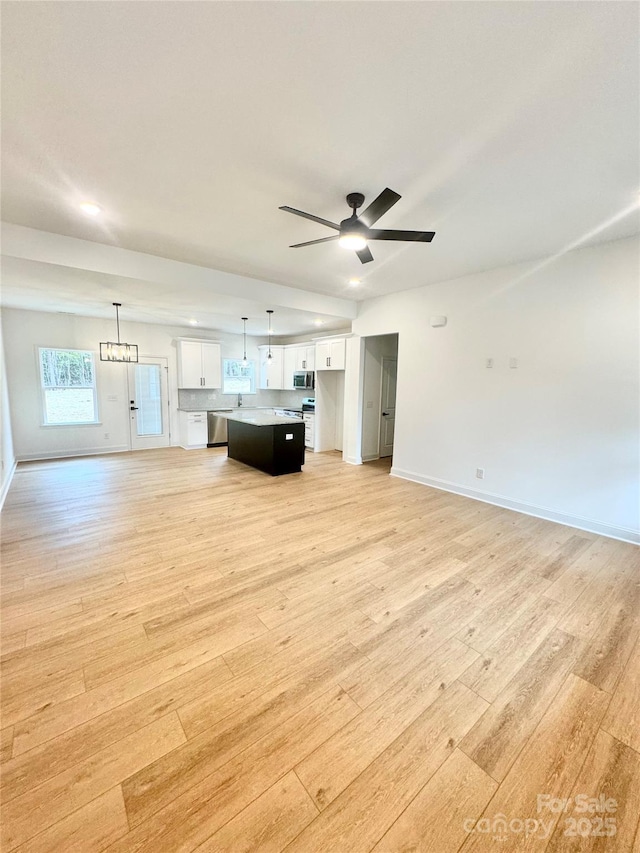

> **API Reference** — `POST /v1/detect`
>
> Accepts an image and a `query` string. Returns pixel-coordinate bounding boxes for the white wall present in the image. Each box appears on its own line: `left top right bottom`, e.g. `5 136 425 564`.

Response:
361 334 398 460
347 236 640 542
0 309 267 460
315 370 345 452
274 328 352 345
0 314 16 506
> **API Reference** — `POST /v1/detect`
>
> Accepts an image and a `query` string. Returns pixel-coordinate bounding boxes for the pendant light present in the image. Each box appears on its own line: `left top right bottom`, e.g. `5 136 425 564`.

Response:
266 310 274 360
241 317 248 365
100 303 138 362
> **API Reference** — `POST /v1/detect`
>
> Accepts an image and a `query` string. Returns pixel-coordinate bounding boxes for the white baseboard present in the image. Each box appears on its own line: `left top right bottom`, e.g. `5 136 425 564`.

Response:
343 454 363 465
0 458 17 511
16 446 130 462
390 467 640 545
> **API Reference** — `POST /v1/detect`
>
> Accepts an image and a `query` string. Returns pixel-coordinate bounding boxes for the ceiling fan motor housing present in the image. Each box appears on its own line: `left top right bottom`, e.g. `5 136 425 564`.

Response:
346 192 365 211
339 216 368 236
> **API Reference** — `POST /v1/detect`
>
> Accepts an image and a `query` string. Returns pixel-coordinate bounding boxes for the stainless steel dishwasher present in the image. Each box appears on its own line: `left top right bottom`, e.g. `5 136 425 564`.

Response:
207 410 232 447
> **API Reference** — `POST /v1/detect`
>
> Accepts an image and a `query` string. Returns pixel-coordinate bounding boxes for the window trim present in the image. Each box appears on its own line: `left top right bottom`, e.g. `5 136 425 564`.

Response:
38 347 100 427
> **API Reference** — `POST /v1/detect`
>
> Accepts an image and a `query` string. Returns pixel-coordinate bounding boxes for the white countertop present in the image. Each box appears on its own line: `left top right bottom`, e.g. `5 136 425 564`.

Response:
178 406 303 414
226 412 304 427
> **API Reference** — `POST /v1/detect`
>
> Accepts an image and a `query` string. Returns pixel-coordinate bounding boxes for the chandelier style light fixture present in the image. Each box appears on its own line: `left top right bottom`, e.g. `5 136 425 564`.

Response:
100 303 138 362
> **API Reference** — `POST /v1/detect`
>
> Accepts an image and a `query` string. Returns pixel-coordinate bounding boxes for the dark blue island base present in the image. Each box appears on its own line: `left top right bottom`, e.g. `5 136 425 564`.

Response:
226 417 305 476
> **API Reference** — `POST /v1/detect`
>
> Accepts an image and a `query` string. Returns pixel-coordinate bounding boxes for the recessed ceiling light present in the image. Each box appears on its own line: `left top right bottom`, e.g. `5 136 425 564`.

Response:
79 202 102 216
189 319 198 325
348 278 361 286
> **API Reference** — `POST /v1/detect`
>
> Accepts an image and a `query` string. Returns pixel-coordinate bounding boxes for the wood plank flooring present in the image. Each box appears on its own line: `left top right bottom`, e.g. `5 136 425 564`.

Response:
1 447 639 852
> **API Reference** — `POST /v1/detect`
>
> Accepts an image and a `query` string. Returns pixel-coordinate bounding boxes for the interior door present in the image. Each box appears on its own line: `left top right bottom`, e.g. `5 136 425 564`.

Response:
379 357 397 458
128 357 170 450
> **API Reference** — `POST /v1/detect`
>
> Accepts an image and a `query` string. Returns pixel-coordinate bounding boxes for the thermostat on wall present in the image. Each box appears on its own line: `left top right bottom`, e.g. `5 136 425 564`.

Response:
430 316 447 327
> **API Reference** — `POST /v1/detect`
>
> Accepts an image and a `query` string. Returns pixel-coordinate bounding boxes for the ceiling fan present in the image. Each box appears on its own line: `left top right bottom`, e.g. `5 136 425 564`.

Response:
279 188 435 264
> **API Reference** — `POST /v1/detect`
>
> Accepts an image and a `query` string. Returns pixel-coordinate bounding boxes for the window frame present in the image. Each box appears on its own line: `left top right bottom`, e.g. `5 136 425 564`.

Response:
222 358 256 395
38 347 100 427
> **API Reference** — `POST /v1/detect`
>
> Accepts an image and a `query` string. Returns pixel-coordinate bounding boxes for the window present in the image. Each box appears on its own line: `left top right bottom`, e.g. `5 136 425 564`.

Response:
39 348 98 425
223 358 256 394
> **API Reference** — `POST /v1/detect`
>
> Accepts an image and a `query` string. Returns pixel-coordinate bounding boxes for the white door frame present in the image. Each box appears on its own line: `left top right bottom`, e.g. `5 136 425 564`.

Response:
379 356 397 458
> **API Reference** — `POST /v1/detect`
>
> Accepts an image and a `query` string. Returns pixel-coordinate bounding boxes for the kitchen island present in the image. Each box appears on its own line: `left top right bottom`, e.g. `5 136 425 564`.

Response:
226 412 305 476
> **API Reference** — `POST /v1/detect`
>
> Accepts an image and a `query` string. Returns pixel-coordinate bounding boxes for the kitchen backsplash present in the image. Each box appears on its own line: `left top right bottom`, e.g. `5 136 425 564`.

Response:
178 388 309 411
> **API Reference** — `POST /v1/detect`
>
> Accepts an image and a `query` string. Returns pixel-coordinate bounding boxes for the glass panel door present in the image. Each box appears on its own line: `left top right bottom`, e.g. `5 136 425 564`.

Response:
128 357 170 450
134 364 163 436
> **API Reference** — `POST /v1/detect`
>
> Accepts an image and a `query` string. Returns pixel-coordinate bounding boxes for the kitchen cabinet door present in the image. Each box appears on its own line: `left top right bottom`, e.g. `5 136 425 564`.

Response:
315 338 346 371
258 346 284 389
179 411 207 448
178 341 205 388
177 340 221 388
201 342 221 388
315 341 330 370
283 347 297 390
302 346 315 371
328 339 346 370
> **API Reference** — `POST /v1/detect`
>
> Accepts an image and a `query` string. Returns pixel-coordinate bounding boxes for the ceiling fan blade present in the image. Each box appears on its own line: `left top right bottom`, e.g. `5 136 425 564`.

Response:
279 206 340 231
290 236 340 248
358 188 401 227
367 229 436 242
356 245 374 264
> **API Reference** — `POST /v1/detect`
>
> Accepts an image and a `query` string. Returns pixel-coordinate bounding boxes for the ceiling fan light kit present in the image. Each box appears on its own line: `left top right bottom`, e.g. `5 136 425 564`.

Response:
279 188 435 264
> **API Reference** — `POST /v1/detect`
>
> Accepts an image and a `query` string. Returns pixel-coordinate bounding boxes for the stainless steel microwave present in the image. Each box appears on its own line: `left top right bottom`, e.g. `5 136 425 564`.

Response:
293 371 315 389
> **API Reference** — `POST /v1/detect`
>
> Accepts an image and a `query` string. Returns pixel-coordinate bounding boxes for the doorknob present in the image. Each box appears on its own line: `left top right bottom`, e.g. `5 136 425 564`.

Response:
382 411 389 416
130 406 139 411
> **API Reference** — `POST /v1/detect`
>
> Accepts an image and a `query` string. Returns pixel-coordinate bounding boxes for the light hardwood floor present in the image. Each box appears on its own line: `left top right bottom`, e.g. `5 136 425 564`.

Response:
1 447 639 852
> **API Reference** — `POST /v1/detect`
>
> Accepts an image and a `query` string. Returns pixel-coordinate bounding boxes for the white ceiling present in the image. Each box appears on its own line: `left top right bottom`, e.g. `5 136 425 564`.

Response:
1 1 638 334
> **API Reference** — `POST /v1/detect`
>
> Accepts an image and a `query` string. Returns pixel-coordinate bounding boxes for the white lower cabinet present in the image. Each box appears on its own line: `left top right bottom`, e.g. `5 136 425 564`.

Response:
303 412 315 449
179 411 207 449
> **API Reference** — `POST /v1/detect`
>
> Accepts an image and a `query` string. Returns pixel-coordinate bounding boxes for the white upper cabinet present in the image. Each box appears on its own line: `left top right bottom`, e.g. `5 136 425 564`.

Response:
282 344 316 388
298 345 315 371
315 337 346 371
201 344 221 388
177 340 221 388
258 345 284 389
282 347 297 390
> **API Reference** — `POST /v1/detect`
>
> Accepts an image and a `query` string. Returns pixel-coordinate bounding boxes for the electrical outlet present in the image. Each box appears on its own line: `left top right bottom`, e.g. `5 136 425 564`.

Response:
476 468 485 479
104 432 109 440
485 358 494 369
509 357 519 369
